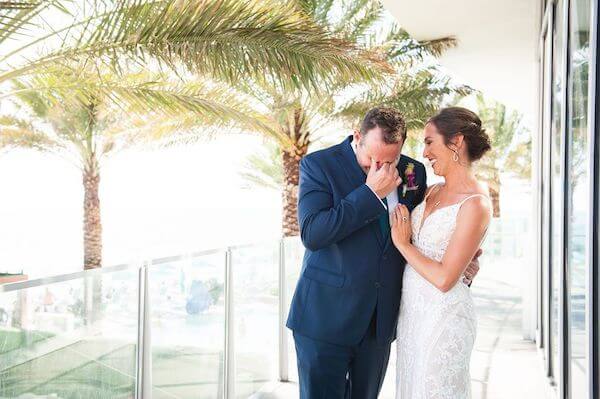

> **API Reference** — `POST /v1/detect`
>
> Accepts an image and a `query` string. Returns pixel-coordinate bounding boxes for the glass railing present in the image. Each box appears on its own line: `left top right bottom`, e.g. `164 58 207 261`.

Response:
0 238 304 399
147 250 227 399
0 266 139 398
0 217 531 399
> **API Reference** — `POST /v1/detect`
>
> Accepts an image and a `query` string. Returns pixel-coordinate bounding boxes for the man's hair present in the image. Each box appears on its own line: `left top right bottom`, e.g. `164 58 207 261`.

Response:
359 107 407 143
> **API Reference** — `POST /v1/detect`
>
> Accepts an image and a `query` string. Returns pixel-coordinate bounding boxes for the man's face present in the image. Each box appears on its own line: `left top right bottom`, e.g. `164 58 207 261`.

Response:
353 127 403 174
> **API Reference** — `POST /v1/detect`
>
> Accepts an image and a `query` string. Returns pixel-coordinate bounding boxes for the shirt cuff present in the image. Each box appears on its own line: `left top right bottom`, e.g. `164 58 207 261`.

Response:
364 184 387 210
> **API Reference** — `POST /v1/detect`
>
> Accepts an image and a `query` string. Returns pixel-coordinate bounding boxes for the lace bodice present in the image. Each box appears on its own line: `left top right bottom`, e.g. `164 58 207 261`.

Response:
412 198 463 262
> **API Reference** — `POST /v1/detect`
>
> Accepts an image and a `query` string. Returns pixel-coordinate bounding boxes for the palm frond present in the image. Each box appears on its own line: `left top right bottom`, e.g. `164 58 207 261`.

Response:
377 26 456 65
8 63 283 160
417 36 458 58
335 0 383 42
9 67 276 136
240 141 283 190
335 68 473 130
0 2 38 10
0 115 62 151
294 0 334 26
1 0 392 90
0 0 68 46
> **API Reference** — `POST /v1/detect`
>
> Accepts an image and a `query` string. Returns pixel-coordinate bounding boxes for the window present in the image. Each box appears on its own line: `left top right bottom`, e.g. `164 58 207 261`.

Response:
567 0 591 397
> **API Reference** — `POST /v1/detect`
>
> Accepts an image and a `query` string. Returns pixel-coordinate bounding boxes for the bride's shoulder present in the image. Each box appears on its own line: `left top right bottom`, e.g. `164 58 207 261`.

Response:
457 190 492 221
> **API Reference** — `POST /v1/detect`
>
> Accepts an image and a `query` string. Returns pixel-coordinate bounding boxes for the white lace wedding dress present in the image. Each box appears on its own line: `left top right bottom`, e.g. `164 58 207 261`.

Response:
396 188 488 399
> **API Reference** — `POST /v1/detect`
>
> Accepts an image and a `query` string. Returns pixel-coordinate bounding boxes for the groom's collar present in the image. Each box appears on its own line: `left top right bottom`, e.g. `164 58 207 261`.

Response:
338 135 367 183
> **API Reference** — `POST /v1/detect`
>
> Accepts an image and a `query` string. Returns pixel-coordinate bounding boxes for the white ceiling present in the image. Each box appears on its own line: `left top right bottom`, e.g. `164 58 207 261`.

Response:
382 0 542 125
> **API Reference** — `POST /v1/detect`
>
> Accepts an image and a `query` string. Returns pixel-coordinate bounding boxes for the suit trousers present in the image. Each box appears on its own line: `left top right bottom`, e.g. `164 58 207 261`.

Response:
293 310 391 399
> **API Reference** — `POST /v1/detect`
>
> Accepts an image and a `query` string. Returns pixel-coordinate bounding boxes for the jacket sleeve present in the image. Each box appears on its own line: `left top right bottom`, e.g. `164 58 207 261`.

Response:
298 156 385 251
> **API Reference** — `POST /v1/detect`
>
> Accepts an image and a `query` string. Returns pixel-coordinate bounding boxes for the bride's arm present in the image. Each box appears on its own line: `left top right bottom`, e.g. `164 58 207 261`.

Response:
391 198 491 293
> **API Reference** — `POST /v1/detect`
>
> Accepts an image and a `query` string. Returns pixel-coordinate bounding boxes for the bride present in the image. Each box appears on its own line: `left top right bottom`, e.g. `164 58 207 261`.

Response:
390 107 492 398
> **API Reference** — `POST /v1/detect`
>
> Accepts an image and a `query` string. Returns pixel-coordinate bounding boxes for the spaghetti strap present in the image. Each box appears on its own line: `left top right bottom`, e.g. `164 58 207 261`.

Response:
424 183 442 201
458 193 490 207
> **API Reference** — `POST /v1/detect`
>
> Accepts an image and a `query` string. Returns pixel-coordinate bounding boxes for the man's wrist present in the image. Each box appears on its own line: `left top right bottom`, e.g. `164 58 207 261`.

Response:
365 183 386 208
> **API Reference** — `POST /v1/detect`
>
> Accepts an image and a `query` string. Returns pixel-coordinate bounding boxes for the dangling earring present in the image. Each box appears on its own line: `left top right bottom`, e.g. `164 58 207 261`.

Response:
452 151 459 162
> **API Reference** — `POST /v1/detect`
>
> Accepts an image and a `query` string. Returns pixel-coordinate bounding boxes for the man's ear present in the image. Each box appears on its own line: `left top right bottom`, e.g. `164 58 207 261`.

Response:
353 129 361 145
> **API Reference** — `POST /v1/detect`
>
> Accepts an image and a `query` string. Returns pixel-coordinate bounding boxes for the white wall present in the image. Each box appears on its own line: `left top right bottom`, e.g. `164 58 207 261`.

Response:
382 0 542 127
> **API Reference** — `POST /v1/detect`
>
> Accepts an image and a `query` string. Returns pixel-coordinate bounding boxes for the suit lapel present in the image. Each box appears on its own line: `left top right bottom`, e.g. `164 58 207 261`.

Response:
336 136 385 247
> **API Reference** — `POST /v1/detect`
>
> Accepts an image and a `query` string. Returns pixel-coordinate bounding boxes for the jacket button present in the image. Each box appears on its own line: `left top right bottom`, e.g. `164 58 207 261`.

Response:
375 282 381 288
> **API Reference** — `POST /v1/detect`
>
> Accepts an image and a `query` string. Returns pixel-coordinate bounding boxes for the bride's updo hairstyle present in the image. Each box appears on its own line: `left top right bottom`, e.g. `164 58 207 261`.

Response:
427 107 491 162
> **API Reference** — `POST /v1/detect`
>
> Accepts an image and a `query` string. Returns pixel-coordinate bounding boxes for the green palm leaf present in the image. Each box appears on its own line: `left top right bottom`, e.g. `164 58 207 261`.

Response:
1 0 391 91
0 115 63 151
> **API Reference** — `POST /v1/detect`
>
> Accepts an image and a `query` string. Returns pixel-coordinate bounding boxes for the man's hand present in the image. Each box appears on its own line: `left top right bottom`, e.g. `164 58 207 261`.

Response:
463 248 482 285
366 158 402 199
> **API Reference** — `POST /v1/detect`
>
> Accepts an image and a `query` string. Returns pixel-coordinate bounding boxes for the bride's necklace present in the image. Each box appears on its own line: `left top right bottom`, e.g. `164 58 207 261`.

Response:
432 186 445 208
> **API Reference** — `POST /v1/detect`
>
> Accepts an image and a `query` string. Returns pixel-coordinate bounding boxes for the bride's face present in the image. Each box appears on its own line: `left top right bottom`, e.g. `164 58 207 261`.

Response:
422 122 456 176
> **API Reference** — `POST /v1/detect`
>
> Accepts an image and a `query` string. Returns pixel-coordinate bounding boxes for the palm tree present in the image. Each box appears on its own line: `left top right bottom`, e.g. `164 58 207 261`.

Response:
1 0 386 150
474 93 528 217
1 0 380 92
3 66 261 269
1 0 387 268
236 0 465 236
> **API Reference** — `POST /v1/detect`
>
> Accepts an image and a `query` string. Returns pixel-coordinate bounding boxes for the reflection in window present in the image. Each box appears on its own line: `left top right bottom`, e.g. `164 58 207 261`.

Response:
549 0 564 382
567 0 590 397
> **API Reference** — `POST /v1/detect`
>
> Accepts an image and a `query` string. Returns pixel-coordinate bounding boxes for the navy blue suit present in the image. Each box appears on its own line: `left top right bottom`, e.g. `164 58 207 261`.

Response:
287 136 427 398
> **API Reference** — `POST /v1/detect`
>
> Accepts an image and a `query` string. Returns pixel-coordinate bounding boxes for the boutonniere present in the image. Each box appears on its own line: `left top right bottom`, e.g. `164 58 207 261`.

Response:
402 162 419 197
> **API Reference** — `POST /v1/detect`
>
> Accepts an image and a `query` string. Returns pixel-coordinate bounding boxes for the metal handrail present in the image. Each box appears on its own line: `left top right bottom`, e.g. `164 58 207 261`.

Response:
0 239 282 293
0 262 138 293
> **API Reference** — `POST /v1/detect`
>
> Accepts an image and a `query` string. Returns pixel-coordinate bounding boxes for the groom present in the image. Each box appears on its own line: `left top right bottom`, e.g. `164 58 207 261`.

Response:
286 107 480 398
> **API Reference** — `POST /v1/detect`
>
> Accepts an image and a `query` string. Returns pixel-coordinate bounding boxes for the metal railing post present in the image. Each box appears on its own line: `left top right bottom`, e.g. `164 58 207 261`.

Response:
135 262 152 399
223 248 235 399
278 239 289 382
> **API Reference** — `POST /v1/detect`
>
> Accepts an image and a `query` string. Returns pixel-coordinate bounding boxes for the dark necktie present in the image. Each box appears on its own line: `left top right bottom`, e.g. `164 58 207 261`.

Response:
379 197 390 236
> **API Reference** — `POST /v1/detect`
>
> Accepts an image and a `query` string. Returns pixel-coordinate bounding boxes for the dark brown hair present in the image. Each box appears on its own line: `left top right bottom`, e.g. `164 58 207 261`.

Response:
427 107 491 161
360 107 406 144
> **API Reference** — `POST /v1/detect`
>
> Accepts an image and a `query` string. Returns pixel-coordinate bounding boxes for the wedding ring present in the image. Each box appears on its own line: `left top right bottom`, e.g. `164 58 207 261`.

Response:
402 216 407 222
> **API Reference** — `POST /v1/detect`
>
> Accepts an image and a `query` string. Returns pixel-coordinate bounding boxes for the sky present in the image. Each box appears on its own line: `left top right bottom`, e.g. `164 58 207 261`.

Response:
0 134 284 277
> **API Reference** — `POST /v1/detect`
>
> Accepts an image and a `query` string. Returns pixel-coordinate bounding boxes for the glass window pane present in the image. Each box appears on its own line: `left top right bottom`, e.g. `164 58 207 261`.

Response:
567 0 591 397
550 0 565 382
541 14 554 358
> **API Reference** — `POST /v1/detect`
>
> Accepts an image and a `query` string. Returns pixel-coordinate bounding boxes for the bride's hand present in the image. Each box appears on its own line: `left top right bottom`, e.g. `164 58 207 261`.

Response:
391 204 412 250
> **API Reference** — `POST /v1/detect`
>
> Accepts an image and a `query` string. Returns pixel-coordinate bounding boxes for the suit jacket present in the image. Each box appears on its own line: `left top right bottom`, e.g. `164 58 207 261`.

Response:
286 135 427 346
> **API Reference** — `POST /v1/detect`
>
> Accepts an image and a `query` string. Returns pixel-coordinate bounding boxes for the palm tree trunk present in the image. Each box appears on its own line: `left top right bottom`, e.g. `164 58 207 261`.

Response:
280 105 311 237
282 148 304 237
83 165 102 269
489 175 501 218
